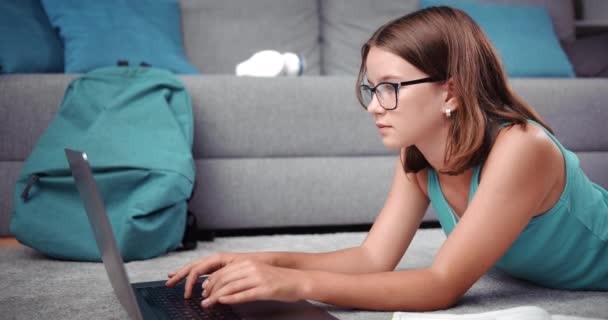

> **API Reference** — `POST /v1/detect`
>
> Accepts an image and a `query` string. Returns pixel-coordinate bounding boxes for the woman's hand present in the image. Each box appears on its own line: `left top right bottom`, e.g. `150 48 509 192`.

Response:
201 260 310 308
165 252 276 299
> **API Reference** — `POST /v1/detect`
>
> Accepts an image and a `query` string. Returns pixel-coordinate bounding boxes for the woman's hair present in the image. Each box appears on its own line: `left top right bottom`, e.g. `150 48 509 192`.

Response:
356 6 553 175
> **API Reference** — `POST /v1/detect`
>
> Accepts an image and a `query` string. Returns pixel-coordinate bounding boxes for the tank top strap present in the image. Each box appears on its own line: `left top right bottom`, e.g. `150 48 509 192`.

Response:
525 119 568 152
469 162 482 202
427 168 458 235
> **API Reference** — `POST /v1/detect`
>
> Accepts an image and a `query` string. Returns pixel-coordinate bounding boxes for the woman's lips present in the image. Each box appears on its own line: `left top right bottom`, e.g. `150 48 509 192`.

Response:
376 124 392 135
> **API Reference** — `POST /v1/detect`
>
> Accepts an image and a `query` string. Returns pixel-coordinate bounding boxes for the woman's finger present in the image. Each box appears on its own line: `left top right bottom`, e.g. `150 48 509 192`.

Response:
183 257 225 299
203 265 249 299
183 264 210 298
203 278 258 308
203 260 251 298
165 262 195 287
219 288 261 305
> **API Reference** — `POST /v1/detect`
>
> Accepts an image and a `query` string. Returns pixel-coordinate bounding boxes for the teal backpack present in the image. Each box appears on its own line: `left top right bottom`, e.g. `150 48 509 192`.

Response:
10 66 197 262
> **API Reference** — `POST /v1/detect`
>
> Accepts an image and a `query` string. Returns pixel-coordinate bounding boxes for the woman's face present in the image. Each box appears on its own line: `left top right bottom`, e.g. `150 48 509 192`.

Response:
364 46 448 149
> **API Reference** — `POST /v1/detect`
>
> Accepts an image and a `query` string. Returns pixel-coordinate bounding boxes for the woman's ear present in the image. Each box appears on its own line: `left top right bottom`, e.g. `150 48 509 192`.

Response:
443 78 460 113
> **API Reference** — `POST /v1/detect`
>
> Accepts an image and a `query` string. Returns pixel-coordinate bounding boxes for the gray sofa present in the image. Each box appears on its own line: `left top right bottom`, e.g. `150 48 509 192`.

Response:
1 0 607 318
2 0 607 236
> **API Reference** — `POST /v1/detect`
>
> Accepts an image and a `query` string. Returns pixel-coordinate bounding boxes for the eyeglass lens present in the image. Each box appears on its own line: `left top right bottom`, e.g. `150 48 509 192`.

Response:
360 83 397 109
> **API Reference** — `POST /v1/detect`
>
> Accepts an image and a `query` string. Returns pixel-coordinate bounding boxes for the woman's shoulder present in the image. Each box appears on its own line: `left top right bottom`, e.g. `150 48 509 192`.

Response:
493 121 558 156
485 121 565 212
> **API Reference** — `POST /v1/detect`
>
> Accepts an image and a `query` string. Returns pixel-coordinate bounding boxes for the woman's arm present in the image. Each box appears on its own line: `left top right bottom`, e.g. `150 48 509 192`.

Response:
297 125 564 310
273 155 430 273
169 155 429 298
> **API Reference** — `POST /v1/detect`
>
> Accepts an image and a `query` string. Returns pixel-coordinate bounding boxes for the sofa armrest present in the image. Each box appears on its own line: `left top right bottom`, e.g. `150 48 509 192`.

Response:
563 33 608 77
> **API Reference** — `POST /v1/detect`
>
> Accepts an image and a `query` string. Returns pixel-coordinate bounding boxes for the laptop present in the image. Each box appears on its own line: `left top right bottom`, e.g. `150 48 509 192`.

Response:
65 148 339 320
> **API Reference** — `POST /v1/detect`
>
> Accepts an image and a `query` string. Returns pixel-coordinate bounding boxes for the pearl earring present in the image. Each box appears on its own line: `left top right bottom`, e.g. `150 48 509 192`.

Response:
445 108 452 118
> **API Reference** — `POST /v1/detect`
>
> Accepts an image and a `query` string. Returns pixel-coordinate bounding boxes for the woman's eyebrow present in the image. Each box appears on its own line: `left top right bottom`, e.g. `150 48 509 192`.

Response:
367 75 402 85
379 75 402 82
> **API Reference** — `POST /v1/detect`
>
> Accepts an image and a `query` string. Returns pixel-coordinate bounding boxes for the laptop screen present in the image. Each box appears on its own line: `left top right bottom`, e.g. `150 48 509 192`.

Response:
65 148 143 320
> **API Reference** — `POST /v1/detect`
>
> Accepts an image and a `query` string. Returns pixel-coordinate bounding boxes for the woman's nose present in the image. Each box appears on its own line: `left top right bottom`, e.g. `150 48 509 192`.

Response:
366 94 385 115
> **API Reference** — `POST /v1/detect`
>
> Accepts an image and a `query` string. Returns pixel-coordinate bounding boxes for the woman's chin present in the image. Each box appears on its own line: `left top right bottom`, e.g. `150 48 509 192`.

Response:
380 137 404 149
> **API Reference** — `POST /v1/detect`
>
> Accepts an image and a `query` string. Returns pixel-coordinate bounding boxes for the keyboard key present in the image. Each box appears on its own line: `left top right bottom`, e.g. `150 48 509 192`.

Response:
139 286 241 319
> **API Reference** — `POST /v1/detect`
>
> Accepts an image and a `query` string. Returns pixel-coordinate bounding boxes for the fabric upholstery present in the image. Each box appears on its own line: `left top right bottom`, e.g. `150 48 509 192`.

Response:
476 0 575 42
320 0 419 75
40 0 198 74
563 33 608 77
1 75 607 235
0 0 63 73
2 76 606 161
179 0 321 75
319 0 575 75
421 0 575 77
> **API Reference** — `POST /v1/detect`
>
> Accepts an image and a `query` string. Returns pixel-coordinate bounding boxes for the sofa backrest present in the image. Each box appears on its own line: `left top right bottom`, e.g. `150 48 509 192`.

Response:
180 0 321 75
178 0 575 76
320 0 419 76
511 79 608 189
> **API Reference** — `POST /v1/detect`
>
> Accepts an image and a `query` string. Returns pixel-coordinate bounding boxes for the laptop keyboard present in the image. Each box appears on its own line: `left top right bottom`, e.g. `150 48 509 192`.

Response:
138 285 241 320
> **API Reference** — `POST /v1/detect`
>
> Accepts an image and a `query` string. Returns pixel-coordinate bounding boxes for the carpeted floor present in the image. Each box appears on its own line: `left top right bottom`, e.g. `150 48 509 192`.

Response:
0 229 606 319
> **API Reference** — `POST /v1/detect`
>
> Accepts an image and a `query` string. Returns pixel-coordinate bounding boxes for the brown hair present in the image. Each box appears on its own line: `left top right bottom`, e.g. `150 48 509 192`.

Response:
356 6 553 175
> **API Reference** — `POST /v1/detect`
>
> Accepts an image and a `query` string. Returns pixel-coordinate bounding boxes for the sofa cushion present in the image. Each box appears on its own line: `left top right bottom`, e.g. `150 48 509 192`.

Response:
180 0 321 75
320 0 576 76
475 0 575 43
40 0 198 74
1 76 607 161
421 0 575 77
0 0 63 73
188 157 397 230
320 0 418 75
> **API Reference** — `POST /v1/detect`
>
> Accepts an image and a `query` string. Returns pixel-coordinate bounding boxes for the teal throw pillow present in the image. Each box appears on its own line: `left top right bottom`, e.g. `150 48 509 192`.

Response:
420 0 575 77
40 0 199 74
0 0 63 73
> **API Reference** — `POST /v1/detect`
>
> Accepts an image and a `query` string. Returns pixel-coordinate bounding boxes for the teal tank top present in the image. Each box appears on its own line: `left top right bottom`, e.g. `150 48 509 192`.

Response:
427 120 608 290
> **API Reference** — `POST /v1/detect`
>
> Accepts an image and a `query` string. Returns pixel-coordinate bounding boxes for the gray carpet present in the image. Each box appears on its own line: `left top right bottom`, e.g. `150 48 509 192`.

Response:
1 229 606 319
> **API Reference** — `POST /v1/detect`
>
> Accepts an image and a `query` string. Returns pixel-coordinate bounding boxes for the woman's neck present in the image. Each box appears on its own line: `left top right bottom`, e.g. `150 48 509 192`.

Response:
415 122 451 173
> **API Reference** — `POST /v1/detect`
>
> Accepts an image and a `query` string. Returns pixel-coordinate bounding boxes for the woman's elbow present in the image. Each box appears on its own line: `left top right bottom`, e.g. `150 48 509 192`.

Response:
428 269 469 310
432 291 461 311
390 269 465 311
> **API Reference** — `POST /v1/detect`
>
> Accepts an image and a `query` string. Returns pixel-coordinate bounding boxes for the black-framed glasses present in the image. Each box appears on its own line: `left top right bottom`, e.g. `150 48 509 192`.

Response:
359 76 441 110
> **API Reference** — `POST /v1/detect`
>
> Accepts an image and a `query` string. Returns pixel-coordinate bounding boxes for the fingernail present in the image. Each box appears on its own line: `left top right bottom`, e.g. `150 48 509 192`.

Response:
202 280 207 288
201 299 208 308
202 289 207 297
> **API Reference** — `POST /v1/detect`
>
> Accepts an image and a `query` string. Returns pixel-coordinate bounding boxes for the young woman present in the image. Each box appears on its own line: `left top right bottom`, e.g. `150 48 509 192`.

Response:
166 6 608 311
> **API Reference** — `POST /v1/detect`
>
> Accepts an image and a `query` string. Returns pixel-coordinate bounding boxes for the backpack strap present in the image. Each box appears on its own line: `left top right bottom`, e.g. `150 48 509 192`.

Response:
20 174 40 201
176 210 199 251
